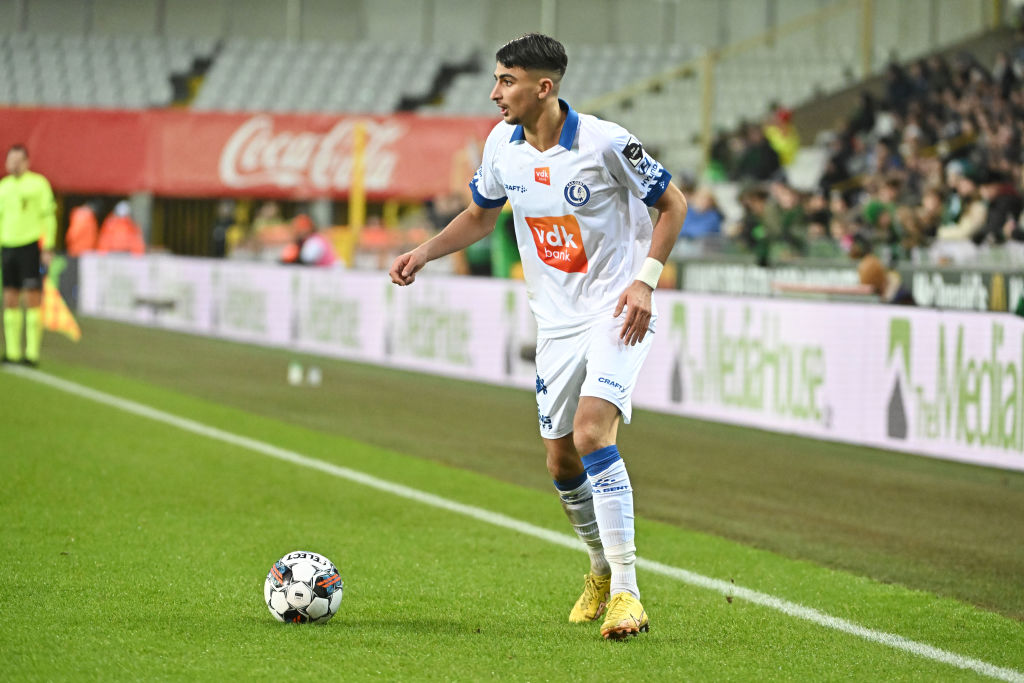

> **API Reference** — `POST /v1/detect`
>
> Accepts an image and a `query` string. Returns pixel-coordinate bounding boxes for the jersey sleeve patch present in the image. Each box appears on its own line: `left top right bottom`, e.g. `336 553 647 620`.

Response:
600 122 672 205
469 165 507 209
622 137 645 168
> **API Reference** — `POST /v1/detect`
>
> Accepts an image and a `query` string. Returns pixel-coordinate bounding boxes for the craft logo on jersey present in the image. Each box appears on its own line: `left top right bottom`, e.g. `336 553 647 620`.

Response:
564 180 590 207
534 166 551 185
525 214 588 273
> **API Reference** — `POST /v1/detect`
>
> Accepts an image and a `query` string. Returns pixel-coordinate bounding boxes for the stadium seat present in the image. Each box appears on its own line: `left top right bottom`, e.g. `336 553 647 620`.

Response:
0 32 210 109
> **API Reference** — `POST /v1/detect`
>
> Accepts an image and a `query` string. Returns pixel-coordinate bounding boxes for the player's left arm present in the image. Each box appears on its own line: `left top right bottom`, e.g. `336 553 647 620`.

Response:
615 182 687 346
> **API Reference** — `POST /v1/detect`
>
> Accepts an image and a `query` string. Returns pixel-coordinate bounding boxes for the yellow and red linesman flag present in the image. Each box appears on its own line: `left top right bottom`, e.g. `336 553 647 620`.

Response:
42 279 81 342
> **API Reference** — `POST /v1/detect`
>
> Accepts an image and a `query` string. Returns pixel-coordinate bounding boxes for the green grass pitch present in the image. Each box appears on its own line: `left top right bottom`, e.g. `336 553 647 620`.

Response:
1 318 1022 681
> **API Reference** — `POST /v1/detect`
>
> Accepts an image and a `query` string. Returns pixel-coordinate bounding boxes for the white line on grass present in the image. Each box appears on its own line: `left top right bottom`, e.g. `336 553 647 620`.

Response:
7 365 1023 683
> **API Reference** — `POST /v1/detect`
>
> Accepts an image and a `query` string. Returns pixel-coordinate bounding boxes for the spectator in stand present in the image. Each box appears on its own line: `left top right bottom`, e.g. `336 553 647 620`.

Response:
733 124 781 182
248 200 288 247
677 187 722 240
96 200 145 255
704 131 733 182
210 199 237 258
925 54 953 92
735 185 771 266
65 201 99 257
252 200 283 235
993 51 1019 98
764 105 800 168
846 92 877 138
280 214 338 267
763 181 807 257
938 170 987 241
802 191 843 258
916 184 946 243
867 139 903 176
817 138 852 197
862 176 907 260
858 252 914 305
830 214 859 255
883 62 915 116
974 168 1023 245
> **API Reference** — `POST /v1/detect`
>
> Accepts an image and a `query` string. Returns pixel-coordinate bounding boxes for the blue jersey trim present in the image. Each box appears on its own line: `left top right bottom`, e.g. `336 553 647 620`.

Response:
469 180 506 209
557 100 580 150
642 168 673 207
581 445 621 476
507 99 580 151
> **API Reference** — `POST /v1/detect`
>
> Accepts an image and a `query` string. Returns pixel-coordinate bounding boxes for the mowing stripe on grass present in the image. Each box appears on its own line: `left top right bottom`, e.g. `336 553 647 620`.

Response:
8 365 1022 683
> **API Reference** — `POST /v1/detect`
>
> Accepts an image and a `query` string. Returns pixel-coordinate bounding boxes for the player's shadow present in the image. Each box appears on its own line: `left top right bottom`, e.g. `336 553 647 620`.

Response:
252 616 469 634
333 617 469 635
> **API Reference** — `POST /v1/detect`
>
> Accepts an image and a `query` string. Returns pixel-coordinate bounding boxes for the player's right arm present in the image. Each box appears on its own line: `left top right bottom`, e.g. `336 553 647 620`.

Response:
391 122 510 286
389 202 504 286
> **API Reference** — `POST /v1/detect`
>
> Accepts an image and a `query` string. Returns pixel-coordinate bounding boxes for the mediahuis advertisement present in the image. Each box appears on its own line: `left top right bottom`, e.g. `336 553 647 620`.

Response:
80 254 1024 473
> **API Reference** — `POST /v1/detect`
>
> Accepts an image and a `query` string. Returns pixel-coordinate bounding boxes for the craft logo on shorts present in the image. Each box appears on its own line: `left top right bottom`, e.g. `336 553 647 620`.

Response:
534 166 551 185
564 180 590 207
525 214 588 273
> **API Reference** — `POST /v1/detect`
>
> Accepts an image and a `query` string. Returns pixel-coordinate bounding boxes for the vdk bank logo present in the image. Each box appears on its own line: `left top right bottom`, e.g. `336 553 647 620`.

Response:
525 214 588 273
886 316 1024 451
668 302 827 424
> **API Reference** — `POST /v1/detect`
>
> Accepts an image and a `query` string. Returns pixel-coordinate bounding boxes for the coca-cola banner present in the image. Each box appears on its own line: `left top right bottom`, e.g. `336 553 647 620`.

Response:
0 108 152 194
0 108 497 199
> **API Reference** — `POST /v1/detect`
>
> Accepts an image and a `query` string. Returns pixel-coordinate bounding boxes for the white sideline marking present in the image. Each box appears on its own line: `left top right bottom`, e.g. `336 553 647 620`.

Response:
7 365 1023 683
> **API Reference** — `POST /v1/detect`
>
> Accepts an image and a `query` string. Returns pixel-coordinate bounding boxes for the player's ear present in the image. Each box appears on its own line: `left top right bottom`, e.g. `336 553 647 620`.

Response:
537 76 554 99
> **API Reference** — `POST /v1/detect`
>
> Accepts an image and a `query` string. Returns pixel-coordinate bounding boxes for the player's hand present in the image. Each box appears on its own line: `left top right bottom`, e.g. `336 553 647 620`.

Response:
389 248 427 286
41 249 54 269
614 281 653 346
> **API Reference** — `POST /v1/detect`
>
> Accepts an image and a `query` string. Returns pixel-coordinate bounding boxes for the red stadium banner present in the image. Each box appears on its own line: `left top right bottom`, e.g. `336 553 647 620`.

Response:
0 108 152 194
0 108 498 200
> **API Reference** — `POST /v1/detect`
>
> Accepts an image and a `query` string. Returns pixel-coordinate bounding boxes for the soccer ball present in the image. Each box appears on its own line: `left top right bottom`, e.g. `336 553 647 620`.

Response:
264 550 343 623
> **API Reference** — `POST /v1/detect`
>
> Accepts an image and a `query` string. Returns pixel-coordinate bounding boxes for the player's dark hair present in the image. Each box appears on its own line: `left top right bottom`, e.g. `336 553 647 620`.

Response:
7 143 27 157
496 33 567 78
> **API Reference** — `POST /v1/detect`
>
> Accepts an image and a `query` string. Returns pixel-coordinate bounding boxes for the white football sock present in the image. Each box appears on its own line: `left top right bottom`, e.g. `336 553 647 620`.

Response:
586 452 639 598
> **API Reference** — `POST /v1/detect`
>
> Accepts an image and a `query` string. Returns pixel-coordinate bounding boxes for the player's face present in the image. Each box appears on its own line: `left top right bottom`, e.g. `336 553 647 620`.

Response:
490 62 545 125
5 150 28 176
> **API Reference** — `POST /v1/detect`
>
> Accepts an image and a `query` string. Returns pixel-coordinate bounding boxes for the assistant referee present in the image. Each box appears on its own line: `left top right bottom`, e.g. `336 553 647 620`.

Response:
0 144 57 367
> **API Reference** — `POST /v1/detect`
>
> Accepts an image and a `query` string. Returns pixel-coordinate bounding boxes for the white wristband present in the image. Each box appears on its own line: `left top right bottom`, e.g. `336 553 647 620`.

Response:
635 257 664 290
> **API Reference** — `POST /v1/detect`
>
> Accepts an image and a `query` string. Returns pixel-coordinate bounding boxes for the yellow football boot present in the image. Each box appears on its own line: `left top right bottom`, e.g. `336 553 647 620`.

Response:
600 592 649 640
568 573 611 623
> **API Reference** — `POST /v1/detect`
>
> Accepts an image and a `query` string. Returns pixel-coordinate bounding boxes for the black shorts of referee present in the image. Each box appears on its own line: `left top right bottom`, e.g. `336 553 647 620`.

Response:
1 241 43 291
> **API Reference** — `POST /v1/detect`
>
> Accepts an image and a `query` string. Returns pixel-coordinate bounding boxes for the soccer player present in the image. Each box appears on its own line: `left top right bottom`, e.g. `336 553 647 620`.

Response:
0 144 57 367
390 34 686 639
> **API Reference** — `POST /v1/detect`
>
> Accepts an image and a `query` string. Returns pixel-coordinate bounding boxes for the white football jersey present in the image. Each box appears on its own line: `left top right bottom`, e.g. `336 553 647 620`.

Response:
470 100 672 337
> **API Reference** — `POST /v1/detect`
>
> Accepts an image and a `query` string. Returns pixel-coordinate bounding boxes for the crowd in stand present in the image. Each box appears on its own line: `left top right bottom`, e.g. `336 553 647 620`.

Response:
688 36 1024 268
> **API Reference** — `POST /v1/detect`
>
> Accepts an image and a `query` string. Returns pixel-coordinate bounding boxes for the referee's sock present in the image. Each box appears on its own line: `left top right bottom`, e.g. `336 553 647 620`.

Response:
25 307 42 362
4 308 24 361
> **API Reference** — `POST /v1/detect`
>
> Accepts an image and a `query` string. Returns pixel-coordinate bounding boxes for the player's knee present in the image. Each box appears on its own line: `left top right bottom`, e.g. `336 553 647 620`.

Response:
572 424 610 458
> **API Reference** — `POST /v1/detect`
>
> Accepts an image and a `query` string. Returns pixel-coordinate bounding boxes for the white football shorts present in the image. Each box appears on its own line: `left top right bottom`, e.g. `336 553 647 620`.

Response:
534 311 656 439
